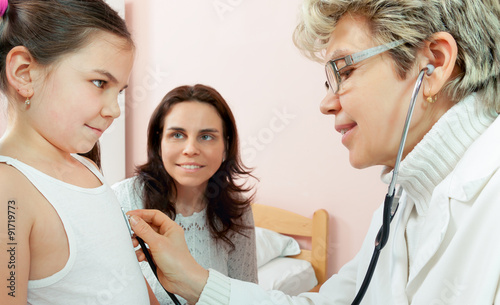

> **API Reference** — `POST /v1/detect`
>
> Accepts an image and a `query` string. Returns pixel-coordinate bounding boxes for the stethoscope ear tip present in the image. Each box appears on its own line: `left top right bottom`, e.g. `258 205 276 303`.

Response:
425 64 435 75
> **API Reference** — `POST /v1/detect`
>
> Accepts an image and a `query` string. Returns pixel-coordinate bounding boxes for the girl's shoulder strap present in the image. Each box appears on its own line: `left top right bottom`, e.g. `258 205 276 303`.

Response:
0 155 26 169
0 155 13 163
71 154 106 183
0 154 107 187
0 155 47 187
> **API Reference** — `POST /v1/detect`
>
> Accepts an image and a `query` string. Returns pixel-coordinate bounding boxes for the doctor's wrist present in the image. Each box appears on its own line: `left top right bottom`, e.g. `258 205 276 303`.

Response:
176 264 209 304
195 269 231 305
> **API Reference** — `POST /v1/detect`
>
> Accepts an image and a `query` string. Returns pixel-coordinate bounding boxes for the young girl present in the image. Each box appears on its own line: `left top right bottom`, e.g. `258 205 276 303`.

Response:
0 1 158 304
112 84 258 304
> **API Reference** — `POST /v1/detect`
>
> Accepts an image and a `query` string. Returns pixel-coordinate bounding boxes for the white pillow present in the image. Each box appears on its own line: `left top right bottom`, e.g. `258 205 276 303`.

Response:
258 257 318 295
255 227 301 268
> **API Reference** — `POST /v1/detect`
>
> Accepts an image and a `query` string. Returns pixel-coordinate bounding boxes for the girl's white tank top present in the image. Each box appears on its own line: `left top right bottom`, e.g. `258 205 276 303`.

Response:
0 154 150 305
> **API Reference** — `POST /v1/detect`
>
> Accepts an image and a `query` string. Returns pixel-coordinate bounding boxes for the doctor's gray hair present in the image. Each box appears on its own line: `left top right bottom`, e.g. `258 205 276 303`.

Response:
293 0 500 113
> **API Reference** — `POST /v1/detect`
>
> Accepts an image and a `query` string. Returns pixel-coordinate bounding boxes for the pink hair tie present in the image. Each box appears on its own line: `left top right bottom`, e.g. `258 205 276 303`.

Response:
0 0 8 18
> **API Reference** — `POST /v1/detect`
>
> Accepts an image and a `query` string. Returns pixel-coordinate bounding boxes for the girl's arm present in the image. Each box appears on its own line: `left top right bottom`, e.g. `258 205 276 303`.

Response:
0 165 35 304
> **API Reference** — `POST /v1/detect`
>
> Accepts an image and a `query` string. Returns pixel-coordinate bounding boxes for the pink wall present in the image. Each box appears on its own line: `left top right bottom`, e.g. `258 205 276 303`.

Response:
0 0 387 280
122 0 388 277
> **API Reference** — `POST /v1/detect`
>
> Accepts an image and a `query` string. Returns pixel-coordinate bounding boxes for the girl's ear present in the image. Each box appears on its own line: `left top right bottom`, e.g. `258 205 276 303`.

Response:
419 32 459 97
5 46 35 99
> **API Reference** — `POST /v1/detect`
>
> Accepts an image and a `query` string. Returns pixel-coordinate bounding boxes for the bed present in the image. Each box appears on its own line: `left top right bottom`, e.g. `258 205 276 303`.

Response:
252 203 329 295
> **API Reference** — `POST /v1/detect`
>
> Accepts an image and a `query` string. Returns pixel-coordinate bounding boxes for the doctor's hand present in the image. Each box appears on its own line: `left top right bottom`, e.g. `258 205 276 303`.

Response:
127 209 209 304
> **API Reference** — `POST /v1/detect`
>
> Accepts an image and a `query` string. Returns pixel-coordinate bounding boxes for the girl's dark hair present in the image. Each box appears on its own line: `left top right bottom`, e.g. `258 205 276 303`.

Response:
0 0 134 167
136 84 256 248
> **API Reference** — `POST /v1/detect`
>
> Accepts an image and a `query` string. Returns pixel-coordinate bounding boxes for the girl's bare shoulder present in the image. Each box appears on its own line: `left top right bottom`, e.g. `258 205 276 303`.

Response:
0 163 38 303
0 163 40 225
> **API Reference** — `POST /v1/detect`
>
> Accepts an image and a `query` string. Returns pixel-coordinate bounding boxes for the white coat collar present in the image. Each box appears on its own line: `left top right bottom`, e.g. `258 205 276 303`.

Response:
381 94 497 215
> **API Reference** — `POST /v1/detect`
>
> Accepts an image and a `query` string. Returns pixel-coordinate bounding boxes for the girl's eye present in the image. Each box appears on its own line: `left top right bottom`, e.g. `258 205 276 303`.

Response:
92 80 106 88
200 134 214 141
324 81 330 91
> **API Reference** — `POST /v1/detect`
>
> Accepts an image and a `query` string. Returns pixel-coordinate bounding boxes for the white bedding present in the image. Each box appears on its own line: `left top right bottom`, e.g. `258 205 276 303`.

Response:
255 227 318 295
258 257 318 295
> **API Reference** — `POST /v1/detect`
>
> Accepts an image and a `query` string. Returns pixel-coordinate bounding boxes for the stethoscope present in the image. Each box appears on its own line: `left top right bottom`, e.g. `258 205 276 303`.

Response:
119 64 434 305
351 64 435 305
122 208 182 305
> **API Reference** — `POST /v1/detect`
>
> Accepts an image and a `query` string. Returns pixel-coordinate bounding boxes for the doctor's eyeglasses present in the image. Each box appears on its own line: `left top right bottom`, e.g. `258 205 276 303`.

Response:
325 39 406 94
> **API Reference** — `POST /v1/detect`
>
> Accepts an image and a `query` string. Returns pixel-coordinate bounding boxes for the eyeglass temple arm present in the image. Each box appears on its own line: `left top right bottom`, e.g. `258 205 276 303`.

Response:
350 39 406 65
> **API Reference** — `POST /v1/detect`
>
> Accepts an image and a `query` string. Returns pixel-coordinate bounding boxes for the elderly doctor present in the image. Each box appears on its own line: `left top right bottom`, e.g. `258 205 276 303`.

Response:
127 0 500 304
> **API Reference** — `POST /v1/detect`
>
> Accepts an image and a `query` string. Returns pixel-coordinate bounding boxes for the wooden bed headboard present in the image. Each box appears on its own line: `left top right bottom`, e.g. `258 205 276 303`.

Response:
252 203 329 291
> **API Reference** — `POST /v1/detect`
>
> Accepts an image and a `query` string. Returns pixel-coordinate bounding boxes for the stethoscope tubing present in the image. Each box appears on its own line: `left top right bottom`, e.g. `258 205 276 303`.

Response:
121 208 181 305
351 65 434 305
137 236 182 305
388 66 432 195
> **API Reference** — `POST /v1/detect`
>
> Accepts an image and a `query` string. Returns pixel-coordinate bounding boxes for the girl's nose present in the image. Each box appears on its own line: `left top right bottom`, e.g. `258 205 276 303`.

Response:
101 96 121 119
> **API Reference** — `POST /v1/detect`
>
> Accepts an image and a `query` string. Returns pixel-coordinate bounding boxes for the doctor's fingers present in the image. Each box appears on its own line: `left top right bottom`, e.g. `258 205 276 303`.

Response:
127 209 177 234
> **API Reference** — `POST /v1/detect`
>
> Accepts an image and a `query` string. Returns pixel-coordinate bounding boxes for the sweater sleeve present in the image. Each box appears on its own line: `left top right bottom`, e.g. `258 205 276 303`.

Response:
196 205 388 305
197 269 231 305
227 206 258 283
197 269 333 305
197 248 365 305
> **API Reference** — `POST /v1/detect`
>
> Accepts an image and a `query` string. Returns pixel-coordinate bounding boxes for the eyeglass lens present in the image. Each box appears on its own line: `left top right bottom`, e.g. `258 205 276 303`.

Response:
325 63 338 93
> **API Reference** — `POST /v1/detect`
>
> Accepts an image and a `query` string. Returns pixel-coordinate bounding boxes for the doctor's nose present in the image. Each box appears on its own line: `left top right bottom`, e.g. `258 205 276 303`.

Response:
320 88 341 116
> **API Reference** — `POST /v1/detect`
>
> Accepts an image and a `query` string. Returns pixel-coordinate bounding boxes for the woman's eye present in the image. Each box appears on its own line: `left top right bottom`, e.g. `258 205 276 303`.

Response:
324 81 330 90
200 134 214 141
92 80 106 88
172 133 184 139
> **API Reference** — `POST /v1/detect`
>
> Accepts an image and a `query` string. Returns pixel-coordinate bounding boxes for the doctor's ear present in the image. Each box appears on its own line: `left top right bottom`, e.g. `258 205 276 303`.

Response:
419 32 459 97
5 46 36 99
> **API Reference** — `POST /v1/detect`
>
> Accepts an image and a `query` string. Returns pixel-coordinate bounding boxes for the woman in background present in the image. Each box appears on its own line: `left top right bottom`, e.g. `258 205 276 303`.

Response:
113 84 257 304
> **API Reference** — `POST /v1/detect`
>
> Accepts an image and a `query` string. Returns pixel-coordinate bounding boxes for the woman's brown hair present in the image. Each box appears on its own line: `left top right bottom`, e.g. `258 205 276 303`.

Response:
136 84 256 249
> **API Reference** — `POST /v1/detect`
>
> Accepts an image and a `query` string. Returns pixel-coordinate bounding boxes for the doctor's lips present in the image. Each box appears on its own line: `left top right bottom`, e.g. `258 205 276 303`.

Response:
336 123 357 136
